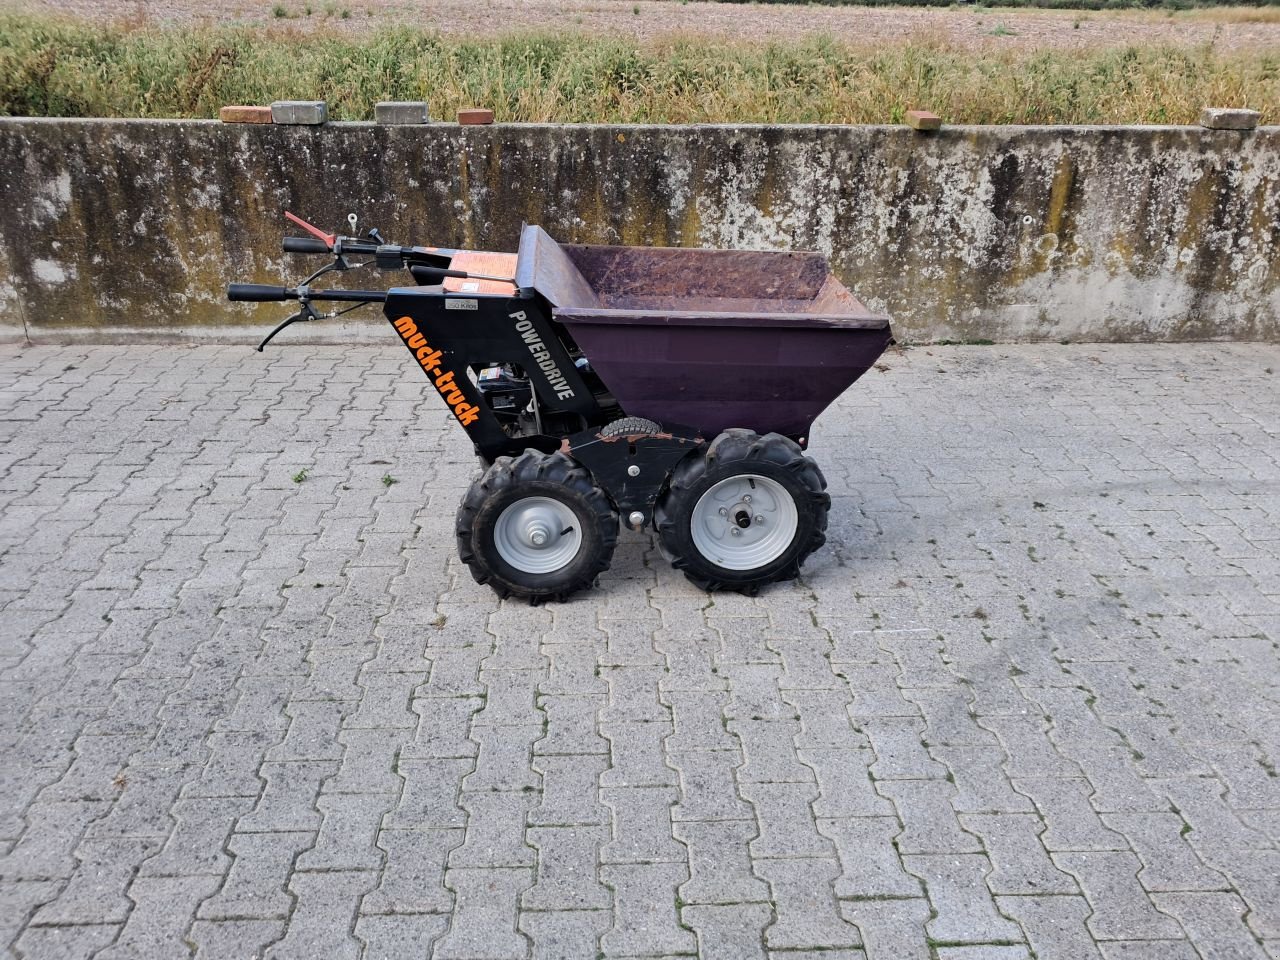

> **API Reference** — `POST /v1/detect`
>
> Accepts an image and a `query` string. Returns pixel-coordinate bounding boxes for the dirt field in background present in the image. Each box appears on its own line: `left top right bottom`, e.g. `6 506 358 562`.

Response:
9 0 1280 50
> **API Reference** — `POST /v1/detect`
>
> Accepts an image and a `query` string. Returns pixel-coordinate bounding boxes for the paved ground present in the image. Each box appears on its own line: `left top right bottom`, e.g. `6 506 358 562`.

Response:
1 341 1278 960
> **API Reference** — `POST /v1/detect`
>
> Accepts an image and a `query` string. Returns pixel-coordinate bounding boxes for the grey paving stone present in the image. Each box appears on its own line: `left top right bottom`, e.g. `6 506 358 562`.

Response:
530 753 610 826
268 870 377 960
1014 779 1129 852
720 665 789 724
463 723 542 792
770 639 843 690
803 746 894 818
673 819 770 905
183 730 273 799
31 837 160 925
600 721 679 788
783 688 866 749
0 880 65 951
12 922 120 959
197 830 314 921
355 913 449 960
599 862 697 957
1066 745 1169 814
523 824 612 911
323 727 406 794
1101 812 1228 893
435 867 535 959
601 665 669 723
535 694 609 755
669 749 754 822
839 897 931 960
936 948 1032 960
655 623 724 693
384 758 469 829
421 647 488 697
877 779 983 854
449 791 538 868
1096 941 1199 960
960 813 1079 896
904 852 1025 944
710 615 779 665
1 800 106 879
362 827 460 915
598 616 664 667
980 715 1083 780
139 796 245 878
473 668 543 726
683 902 772 959
818 816 923 899
995 894 1103 960
96 873 222 960
519 908 612 960
295 792 389 871
403 695 483 759
238 760 337 833
739 781 834 859
1152 777 1274 856
903 686 995 746
600 786 686 864
756 857 862 950
862 716 950 780
1150 892 1270 960
665 690 735 751
933 745 1038 814
1216 852 1280 939
728 717 814 783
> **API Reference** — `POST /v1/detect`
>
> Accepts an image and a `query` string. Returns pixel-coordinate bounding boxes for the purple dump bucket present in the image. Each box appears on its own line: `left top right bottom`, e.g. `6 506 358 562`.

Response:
516 227 893 440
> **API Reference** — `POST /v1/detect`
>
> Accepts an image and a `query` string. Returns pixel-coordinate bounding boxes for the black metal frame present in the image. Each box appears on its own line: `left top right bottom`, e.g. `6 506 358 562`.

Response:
383 286 705 525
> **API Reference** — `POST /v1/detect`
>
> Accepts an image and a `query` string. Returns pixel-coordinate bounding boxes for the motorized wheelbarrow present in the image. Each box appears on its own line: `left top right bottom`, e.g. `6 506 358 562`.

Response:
228 214 893 601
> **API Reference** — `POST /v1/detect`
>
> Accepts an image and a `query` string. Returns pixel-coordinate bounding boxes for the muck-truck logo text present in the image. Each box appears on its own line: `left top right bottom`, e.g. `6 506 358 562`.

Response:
393 316 481 426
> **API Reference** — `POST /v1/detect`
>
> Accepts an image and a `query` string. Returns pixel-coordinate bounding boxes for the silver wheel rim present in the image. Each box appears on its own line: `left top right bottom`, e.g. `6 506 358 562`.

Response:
493 496 583 575
690 474 799 571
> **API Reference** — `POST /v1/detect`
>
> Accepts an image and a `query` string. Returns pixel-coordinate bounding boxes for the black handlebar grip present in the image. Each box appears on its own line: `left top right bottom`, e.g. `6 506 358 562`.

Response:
227 283 293 302
282 236 331 254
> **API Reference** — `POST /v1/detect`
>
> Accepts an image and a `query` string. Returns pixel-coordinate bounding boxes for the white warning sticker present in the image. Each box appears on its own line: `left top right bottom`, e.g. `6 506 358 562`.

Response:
445 299 478 311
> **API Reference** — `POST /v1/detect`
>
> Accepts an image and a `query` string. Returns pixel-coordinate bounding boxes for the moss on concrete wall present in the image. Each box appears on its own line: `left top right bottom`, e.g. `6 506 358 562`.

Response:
0 119 1276 343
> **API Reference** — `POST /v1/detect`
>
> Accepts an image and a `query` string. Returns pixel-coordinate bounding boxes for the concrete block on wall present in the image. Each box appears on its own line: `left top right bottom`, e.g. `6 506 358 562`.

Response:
375 102 430 125
271 101 329 125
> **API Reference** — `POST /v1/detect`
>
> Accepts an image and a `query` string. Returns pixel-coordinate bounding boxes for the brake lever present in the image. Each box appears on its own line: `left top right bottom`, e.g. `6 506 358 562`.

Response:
256 300 319 352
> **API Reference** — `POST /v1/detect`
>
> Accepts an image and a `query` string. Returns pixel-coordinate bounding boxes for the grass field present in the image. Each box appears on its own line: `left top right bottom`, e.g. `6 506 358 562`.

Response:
0 12 1275 124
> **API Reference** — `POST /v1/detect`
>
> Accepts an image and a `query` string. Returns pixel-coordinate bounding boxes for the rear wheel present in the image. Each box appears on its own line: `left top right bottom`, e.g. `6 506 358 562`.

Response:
655 429 829 594
457 450 618 603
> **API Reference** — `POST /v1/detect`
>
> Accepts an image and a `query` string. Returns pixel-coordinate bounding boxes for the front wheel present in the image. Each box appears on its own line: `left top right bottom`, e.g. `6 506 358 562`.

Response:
456 451 618 603
654 430 829 594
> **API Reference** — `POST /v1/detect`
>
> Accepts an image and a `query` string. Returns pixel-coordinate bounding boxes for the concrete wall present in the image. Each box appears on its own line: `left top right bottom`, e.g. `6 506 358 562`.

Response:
0 118 1277 344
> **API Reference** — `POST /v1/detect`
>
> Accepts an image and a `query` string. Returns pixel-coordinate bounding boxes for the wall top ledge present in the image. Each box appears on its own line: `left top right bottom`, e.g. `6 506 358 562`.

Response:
0 117 1275 135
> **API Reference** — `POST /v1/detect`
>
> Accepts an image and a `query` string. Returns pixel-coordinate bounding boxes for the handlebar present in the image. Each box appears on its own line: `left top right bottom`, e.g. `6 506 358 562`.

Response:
283 236 331 254
233 214 516 352
226 283 388 303
228 283 292 302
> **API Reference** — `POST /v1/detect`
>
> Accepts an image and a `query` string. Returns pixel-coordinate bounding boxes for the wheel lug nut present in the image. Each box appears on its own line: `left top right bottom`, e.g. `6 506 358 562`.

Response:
743 495 752 503
730 527 742 537
718 508 728 517
755 515 764 524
